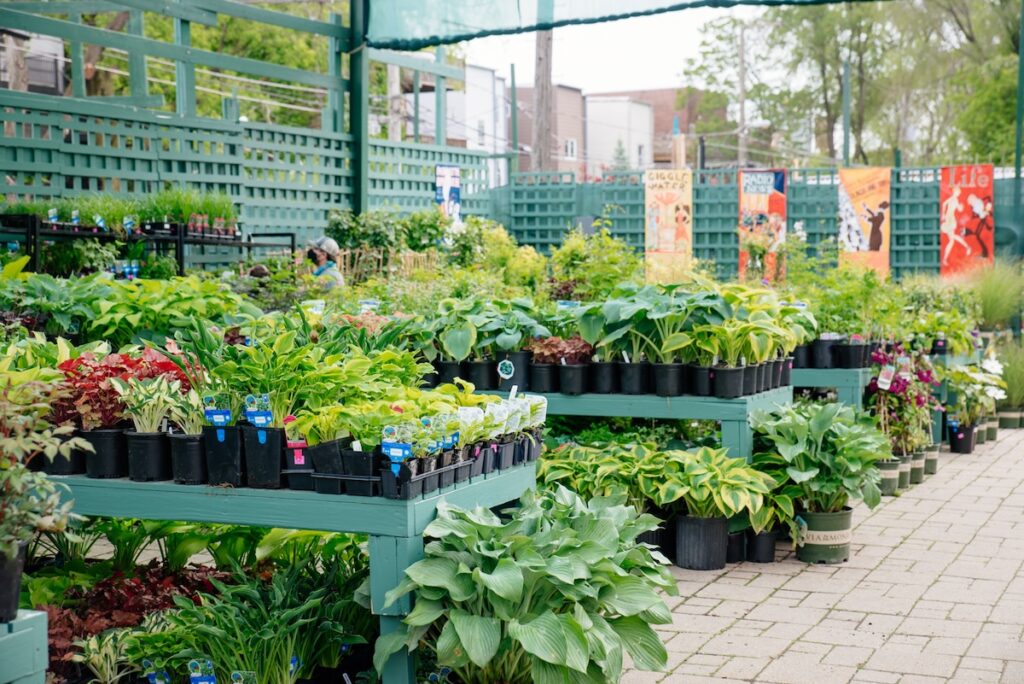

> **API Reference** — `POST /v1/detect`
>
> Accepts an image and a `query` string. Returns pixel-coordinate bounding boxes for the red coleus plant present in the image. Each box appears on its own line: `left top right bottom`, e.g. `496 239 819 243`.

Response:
50 348 189 431
527 335 594 365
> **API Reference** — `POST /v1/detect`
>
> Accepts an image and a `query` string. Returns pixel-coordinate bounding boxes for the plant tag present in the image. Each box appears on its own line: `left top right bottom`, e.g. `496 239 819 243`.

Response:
228 672 256 684
93 214 107 230
47 207 58 223
123 215 136 232
497 358 515 380
71 209 80 226
289 657 300 677
351 439 362 451
188 660 216 684
556 300 581 310
245 410 273 427
877 366 895 391
205 408 232 426
358 298 381 312
560 357 568 366
508 385 518 401
381 440 413 474
622 351 630 363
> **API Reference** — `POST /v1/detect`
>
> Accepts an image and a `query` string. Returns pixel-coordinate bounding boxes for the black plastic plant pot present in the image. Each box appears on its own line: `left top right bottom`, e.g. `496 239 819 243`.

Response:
757 364 769 393
930 338 948 356
713 367 744 399
241 425 284 489
465 359 497 390
203 425 244 487
781 357 794 386
454 451 474 483
342 448 376 496
126 431 172 482
436 360 463 385
420 456 439 495
496 440 516 470
558 364 589 395
283 469 314 491
674 515 728 571
812 338 837 369
420 369 439 388
0 542 27 623
82 428 128 479
619 362 650 395
513 436 529 465
169 433 206 485
793 344 811 369
652 363 685 397
637 528 664 549
742 365 758 396
528 431 543 461
726 531 747 563
589 361 619 394
308 439 344 474
746 529 777 563
772 359 784 388
529 363 559 393
477 443 496 475
498 351 532 392
690 365 713 396
381 460 422 500
42 446 87 476
833 343 866 369
949 424 976 454
796 508 852 564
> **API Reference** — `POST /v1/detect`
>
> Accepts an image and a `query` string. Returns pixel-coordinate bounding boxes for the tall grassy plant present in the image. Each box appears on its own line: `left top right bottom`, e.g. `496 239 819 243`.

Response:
999 340 1024 409
971 259 1024 331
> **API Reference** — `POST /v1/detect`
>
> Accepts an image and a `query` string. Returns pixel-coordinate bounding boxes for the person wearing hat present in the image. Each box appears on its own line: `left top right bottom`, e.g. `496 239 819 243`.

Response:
306 236 344 289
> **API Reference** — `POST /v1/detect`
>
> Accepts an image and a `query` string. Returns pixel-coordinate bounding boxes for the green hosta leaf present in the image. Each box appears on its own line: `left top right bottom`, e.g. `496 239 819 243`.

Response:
608 615 668 672
449 610 501 668
509 611 567 666
479 558 524 603
558 613 590 673
404 598 445 627
786 466 820 483
404 558 476 601
440 322 476 361
436 619 470 668
372 630 408 674
604 575 662 616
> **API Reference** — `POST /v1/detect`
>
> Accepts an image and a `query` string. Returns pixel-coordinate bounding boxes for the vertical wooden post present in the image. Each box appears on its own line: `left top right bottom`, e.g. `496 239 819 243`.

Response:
510 64 518 174
327 12 344 134
174 18 196 117
412 70 420 143
349 0 369 213
127 10 147 98
434 46 446 146
68 12 86 98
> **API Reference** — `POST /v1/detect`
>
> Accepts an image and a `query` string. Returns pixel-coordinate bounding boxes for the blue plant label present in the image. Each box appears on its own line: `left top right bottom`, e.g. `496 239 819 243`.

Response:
93 214 107 230
47 207 58 223
228 672 256 684
123 215 135 231
556 300 581 310
382 440 413 474
245 410 273 427
205 408 232 426
497 359 515 380
187 660 216 684
71 209 80 225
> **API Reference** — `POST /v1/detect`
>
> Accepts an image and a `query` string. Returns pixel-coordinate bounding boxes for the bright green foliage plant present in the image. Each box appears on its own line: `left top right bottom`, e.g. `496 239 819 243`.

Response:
550 229 644 301
109 376 182 433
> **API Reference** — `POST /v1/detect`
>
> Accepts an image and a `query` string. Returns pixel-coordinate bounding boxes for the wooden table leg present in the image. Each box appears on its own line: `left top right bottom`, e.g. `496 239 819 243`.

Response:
368 534 425 684
721 419 753 461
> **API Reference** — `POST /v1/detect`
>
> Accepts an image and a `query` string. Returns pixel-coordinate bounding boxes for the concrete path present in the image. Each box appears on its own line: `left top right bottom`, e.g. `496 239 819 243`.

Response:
625 428 1024 684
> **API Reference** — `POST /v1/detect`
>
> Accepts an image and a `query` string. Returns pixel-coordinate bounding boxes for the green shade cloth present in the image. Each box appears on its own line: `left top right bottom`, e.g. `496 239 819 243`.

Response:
366 0 886 49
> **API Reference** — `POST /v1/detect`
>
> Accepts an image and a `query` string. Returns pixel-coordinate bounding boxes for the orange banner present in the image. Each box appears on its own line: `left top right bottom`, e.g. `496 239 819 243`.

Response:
838 168 891 276
644 169 693 283
940 164 995 277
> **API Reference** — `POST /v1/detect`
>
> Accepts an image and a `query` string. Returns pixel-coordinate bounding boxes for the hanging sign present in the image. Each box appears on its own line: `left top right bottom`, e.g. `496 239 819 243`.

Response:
939 164 994 277
643 168 693 283
738 170 787 282
435 165 462 224
838 168 891 276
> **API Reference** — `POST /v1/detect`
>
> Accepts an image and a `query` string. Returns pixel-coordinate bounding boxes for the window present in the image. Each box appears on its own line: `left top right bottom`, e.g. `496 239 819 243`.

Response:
564 138 578 160
477 120 486 146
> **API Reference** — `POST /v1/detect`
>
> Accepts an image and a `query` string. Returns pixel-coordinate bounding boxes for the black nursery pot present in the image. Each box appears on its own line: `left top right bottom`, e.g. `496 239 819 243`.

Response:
203 425 244 486
743 365 758 396
465 359 497 390
82 428 128 479
420 369 439 389
757 364 769 393
436 360 463 385
812 338 837 369
772 359 784 388
495 440 516 470
834 343 867 369
793 344 811 369
714 367 744 399
529 363 559 393
498 351 532 392
308 439 344 474
342 448 377 496
42 435 87 476
283 441 313 491
590 361 620 394
126 431 172 482
930 338 948 356
0 542 27 623
949 424 976 454
675 516 728 571
781 357 794 386
746 529 778 563
652 363 686 397
241 425 284 489
727 531 747 563
558 364 589 395
691 365 713 396
619 362 650 395
169 433 206 485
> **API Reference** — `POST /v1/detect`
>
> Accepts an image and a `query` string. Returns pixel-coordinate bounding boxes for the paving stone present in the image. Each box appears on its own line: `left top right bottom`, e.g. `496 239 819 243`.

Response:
755 652 856 684
864 643 959 677
849 670 901 683
701 634 792 658
950 668 1003 683
712 655 771 679
821 645 873 666
896 616 983 638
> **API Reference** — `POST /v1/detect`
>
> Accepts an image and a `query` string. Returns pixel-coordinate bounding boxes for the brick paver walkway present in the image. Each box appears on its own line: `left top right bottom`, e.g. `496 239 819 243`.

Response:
625 428 1024 684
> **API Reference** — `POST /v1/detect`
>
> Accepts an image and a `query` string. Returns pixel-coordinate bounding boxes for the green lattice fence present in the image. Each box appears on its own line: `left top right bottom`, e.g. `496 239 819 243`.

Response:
993 176 1022 257
788 168 839 250
890 167 941 279
508 172 578 251
368 140 491 215
693 169 739 279
581 172 645 248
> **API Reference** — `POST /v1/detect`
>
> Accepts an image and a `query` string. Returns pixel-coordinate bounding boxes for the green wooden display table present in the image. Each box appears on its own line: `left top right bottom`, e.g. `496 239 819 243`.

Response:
484 387 793 458
50 465 537 684
790 368 873 410
0 611 47 684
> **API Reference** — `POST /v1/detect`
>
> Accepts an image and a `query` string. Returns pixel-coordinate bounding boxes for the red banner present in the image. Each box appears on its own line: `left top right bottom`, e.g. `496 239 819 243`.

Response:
738 170 786 282
940 164 995 277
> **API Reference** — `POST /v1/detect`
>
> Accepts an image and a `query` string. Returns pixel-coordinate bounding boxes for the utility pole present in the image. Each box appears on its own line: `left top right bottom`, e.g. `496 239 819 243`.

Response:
737 23 747 168
386 63 402 141
532 29 553 173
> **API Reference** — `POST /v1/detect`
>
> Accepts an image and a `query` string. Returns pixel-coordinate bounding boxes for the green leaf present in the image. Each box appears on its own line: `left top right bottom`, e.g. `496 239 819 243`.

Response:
479 558 524 603
436 619 470 668
509 611 568 666
605 575 661 616
558 613 590 673
372 630 408 674
786 466 820 483
404 598 445 627
449 610 501 668
609 615 668 672
440 322 476 361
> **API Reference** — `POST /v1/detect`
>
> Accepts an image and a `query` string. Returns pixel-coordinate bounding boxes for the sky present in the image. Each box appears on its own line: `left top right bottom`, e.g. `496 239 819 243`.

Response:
464 6 759 94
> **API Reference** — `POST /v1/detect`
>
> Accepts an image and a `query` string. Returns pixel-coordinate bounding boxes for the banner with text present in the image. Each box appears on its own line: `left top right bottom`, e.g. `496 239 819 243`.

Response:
738 170 786 282
940 164 995 277
644 168 693 282
838 167 891 276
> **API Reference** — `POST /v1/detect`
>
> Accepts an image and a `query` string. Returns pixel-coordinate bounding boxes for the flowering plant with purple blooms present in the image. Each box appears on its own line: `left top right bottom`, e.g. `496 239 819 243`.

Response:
867 345 941 454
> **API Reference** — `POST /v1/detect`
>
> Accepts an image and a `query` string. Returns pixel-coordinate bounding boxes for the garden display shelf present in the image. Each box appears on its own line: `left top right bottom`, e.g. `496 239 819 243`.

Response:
0 610 47 684
790 367 874 410
483 386 793 459
44 464 536 684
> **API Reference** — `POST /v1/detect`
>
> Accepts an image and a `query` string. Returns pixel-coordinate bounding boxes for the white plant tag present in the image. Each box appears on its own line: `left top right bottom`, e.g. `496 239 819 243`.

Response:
877 365 895 391
508 385 518 401
622 351 630 363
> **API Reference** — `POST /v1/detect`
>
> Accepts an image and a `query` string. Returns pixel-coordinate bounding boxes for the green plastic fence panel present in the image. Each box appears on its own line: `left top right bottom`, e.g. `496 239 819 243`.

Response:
993 177 1023 257
508 172 577 251
582 172 645 249
890 167 940 279
367 140 491 215
788 168 839 250
693 168 739 279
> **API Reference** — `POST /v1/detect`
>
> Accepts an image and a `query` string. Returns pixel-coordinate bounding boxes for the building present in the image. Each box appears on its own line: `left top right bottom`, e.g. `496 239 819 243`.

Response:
0 31 65 96
584 95 653 176
512 84 586 176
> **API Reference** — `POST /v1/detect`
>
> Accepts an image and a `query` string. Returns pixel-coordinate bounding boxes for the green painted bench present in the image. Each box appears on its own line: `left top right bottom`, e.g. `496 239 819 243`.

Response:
790 367 874 410
0 611 47 684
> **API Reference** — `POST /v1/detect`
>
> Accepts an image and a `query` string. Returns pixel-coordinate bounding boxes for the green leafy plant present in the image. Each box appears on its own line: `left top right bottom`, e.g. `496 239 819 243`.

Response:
109 376 182 433
71 628 140 684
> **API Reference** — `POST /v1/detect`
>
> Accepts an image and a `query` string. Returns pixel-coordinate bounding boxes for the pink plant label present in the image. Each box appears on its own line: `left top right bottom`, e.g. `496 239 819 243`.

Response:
293 450 305 465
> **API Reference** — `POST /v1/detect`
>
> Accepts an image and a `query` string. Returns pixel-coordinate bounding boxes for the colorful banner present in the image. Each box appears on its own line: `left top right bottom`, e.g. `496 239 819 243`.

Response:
738 170 786 282
644 169 693 282
435 165 461 223
940 164 995 276
838 168 891 275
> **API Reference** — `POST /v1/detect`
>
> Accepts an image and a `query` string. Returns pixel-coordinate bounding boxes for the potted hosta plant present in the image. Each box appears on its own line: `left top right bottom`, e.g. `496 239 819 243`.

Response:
168 388 207 485
576 301 618 393
598 287 655 395
746 471 800 563
996 341 1024 429
110 376 181 482
493 300 548 392
526 336 562 393
433 299 477 385
638 446 772 570
752 403 885 564
945 365 1005 454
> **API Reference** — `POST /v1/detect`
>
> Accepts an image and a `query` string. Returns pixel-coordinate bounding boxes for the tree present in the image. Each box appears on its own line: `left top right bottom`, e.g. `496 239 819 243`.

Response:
611 139 629 170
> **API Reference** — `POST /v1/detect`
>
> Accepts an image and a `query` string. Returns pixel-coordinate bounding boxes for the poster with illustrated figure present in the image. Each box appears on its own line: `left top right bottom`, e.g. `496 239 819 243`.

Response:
435 165 461 224
644 169 692 283
838 168 890 276
738 170 786 282
940 164 994 277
